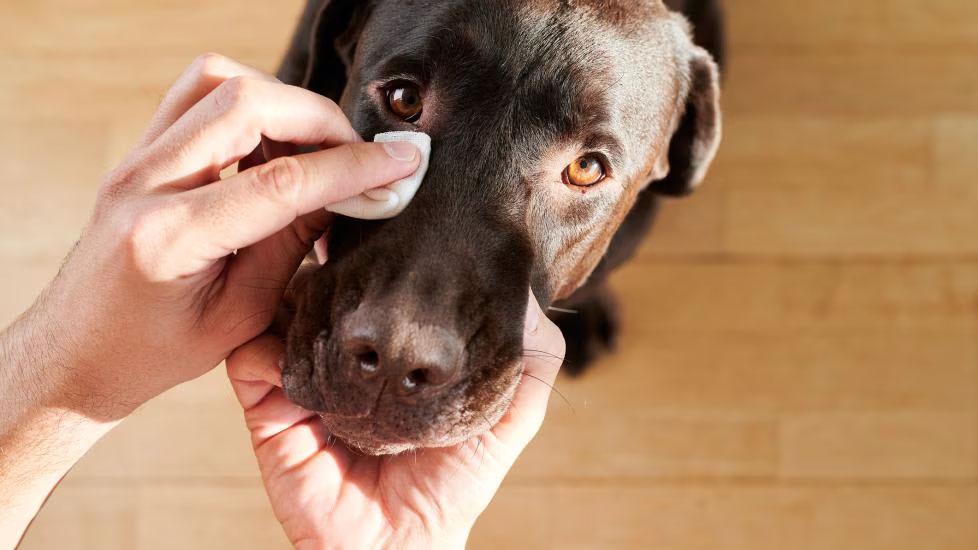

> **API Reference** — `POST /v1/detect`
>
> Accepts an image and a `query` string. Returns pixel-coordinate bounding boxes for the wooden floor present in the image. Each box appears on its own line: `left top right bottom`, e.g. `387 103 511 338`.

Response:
3 1 977 549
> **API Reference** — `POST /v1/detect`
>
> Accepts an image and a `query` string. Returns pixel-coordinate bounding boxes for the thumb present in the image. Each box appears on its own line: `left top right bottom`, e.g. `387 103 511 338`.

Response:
225 209 332 318
181 140 420 259
227 140 331 313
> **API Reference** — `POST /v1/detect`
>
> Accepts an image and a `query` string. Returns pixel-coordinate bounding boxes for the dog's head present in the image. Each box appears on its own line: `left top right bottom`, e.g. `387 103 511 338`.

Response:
281 0 721 454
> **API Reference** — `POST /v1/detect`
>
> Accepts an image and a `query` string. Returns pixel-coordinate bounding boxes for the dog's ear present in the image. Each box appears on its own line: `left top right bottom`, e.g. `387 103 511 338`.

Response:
278 0 370 100
648 46 722 196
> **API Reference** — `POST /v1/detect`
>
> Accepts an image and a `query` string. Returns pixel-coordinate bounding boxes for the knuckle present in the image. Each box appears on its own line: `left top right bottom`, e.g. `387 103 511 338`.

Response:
280 216 324 260
117 200 190 280
343 144 368 171
121 208 165 276
96 168 130 205
253 156 304 205
320 96 343 117
189 52 229 79
215 75 261 112
94 157 144 215
292 213 326 247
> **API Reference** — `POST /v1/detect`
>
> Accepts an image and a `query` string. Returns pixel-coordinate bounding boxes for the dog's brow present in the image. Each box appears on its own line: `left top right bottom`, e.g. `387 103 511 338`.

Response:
375 55 430 82
582 132 626 164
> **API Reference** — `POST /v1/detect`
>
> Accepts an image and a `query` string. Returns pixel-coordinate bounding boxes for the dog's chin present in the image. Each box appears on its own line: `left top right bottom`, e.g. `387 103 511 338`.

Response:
317 415 465 456
307 362 524 457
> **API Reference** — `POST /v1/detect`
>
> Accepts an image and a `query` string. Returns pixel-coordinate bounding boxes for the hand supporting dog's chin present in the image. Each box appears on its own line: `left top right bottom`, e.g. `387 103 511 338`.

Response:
280 235 533 455
282 346 525 456
316 371 521 456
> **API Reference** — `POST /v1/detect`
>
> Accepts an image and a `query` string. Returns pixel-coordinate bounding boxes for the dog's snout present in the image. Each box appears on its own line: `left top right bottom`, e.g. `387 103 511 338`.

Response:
340 307 465 399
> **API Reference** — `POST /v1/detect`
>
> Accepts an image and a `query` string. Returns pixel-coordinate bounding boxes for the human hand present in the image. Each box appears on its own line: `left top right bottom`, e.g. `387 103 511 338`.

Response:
0 53 421 545
7 53 421 419
226 294 566 549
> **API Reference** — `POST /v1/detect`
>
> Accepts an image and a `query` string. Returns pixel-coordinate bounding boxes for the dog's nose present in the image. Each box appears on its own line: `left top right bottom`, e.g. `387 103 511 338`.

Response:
340 310 464 398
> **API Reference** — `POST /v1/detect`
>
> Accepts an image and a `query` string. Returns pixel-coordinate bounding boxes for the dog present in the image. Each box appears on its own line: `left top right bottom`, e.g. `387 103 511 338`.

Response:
276 0 724 455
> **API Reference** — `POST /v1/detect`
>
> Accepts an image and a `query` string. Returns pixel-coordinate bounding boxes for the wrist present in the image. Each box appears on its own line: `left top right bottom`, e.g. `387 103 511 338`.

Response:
1 298 139 429
0 306 60 432
1 305 124 547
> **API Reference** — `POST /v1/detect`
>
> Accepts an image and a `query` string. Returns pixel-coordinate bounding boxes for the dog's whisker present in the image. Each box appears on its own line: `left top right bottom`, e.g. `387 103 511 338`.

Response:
472 437 485 474
481 385 518 424
479 411 494 434
522 372 576 415
522 348 563 357
521 352 565 365
521 349 571 369
474 414 494 474
547 306 579 314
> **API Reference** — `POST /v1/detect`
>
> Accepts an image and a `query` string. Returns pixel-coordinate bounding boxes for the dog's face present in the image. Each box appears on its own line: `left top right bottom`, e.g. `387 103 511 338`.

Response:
282 0 721 454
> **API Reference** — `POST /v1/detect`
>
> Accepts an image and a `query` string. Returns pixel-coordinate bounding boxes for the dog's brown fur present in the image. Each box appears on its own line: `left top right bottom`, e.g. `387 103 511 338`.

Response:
277 0 723 454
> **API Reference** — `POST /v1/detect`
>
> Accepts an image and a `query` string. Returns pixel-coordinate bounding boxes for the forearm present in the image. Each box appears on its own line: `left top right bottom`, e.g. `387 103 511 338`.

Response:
0 308 121 548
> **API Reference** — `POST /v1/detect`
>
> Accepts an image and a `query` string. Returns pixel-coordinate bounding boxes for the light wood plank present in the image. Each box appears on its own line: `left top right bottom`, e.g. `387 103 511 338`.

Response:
133 484 288 550
512 408 779 481
613 262 978 333
19 481 289 550
780 412 977 480
722 116 978 256
472 484 978 550
725 52 978 117
728 0 978 49
18 486 138 550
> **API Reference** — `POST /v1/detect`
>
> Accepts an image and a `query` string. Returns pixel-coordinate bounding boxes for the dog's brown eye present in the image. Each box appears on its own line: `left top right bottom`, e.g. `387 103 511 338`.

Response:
564 155 607 187
386 84 424 122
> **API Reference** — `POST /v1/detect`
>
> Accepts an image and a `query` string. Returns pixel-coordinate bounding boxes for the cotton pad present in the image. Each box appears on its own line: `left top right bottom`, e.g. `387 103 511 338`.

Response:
326 131 431 220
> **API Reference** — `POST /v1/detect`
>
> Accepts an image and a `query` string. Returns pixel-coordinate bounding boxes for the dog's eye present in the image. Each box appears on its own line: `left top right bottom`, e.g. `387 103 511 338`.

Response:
563 155 607 187
386 84 424 122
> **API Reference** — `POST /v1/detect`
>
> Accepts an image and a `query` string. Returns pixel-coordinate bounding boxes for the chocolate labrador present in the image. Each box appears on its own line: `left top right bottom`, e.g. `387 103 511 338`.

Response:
276 0 724 455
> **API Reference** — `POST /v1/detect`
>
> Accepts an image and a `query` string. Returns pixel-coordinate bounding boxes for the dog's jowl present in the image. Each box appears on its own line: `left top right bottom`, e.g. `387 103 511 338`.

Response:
277 0 724 455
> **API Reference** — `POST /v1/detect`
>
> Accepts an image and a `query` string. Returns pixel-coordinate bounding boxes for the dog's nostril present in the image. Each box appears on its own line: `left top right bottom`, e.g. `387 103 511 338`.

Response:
401 368 429 392
357 349 381 376
341 314 463 396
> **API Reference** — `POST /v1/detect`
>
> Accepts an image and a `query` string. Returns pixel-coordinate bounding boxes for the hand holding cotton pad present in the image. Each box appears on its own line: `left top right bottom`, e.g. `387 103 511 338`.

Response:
327 131 431 220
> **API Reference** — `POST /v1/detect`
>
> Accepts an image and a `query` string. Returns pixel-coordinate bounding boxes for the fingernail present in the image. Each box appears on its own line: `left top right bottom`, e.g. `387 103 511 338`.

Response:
383 141 419 162
525 295 541 335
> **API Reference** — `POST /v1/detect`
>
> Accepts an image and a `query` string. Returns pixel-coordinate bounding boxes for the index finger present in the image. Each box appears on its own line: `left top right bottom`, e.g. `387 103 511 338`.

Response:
142 76 359 190
137 53 276 149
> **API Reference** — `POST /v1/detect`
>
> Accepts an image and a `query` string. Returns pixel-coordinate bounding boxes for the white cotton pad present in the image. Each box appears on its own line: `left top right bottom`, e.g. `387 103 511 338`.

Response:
326 131 431 220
